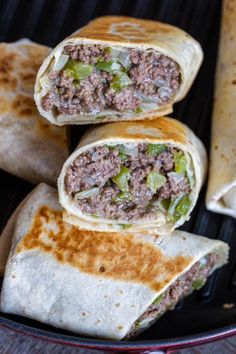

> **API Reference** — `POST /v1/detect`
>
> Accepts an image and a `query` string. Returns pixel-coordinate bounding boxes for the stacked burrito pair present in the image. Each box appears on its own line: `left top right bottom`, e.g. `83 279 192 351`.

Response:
0 16 230 340
34 15 206 234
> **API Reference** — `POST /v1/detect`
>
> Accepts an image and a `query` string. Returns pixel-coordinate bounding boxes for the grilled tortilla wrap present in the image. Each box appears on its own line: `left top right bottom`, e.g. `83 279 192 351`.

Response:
0 183 228 340
34 16 203 125
58 117 207 234
0 39 68 185
0 185 42 276
206 0 236 217
0 192 31 276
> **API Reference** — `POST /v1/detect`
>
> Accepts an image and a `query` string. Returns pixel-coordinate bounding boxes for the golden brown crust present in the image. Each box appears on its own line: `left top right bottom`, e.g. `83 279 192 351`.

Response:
0 42 49 119
11 95 36 118
17 206 192 292
88 117 187 145
71 16 190 45
0 42 49 93
0 50 18 90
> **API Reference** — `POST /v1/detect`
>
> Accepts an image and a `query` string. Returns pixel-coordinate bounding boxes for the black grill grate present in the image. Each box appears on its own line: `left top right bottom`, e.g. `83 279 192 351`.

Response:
0 0 235 345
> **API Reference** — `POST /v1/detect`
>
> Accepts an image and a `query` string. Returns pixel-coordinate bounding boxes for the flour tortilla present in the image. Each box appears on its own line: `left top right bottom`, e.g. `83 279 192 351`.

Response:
34 16 203 125
0 39 68 185
58 117 207 234
0 183 228 340
206 0 236 217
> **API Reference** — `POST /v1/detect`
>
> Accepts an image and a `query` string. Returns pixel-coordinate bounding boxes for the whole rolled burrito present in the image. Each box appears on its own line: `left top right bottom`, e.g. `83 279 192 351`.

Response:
206 0 236 217
0 39 68 185
58 117 207 234
34 16 203 125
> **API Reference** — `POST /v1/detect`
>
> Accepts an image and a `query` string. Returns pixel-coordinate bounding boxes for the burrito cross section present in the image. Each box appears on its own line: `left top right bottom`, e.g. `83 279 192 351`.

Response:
58 117 207 234
41 45 181 115
65 143 192 222
34 16 203 124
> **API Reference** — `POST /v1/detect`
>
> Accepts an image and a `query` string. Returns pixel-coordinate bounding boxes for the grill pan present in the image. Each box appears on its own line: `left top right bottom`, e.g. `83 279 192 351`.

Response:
0 0 236 352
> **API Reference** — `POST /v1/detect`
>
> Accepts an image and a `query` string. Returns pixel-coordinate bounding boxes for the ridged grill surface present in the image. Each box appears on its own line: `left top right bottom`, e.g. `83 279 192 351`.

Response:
0 0 235 343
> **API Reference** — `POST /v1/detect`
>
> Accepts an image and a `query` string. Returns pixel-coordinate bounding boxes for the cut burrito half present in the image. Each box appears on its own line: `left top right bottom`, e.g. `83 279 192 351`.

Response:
0 183 229 340
34 16 203 125
0 39 68 185
58 117 207 234
206 0 236 217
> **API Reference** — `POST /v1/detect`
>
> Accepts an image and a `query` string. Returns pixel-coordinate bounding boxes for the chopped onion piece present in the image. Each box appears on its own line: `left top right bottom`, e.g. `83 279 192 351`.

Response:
111 47 121 59
167 172 185 182
123 146 138 157
139 102 158 111
199 257 207 266
118 51 131 68
155 78 166 87
53 54 69 71
185 153 195 188
139 92 157 103
74 187 100 200
151 199 166 213
39 75 53 96
158 86 172 99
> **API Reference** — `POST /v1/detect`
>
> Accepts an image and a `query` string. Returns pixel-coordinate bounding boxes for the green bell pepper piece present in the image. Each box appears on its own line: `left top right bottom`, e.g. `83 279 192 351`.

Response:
113 192 132 203
147 144 167 156
153 293 164 305
96 60 121 73
174 151 187 174
146 172 166 194
120 224 132 230
65 59 93 81
192 278 205 290
112 166 131 192
111 72 132 91
168 194 191 221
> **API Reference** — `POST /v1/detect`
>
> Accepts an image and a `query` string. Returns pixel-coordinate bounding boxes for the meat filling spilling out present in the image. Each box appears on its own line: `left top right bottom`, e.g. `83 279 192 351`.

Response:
41 45 181 116
65 143 194 224
126 252 218 338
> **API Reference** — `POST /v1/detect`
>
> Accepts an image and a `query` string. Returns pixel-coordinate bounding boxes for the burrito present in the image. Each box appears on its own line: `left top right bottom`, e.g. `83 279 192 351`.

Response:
0 183 229 340
0 39 68 185
206 0 236 217
58 117 207 234
34 16 203 125
0 185 43 275
0 194 30 276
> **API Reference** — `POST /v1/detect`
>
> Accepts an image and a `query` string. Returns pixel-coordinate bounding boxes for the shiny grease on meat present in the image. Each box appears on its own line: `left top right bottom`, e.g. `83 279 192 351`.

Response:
41 44 181 116
65 143 193 223
127 252 218 338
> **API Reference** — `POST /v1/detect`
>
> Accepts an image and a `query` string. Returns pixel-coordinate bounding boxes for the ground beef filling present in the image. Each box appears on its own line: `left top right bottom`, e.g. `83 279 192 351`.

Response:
126 253 218 338
42 44 181 115
65 144 192 222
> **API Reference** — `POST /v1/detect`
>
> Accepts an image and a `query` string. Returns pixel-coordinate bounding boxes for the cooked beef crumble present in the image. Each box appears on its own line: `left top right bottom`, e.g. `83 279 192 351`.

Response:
65 143 192 221
128 51 180 103
126 252 219 338
64 44 112 64
41 45 181 115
